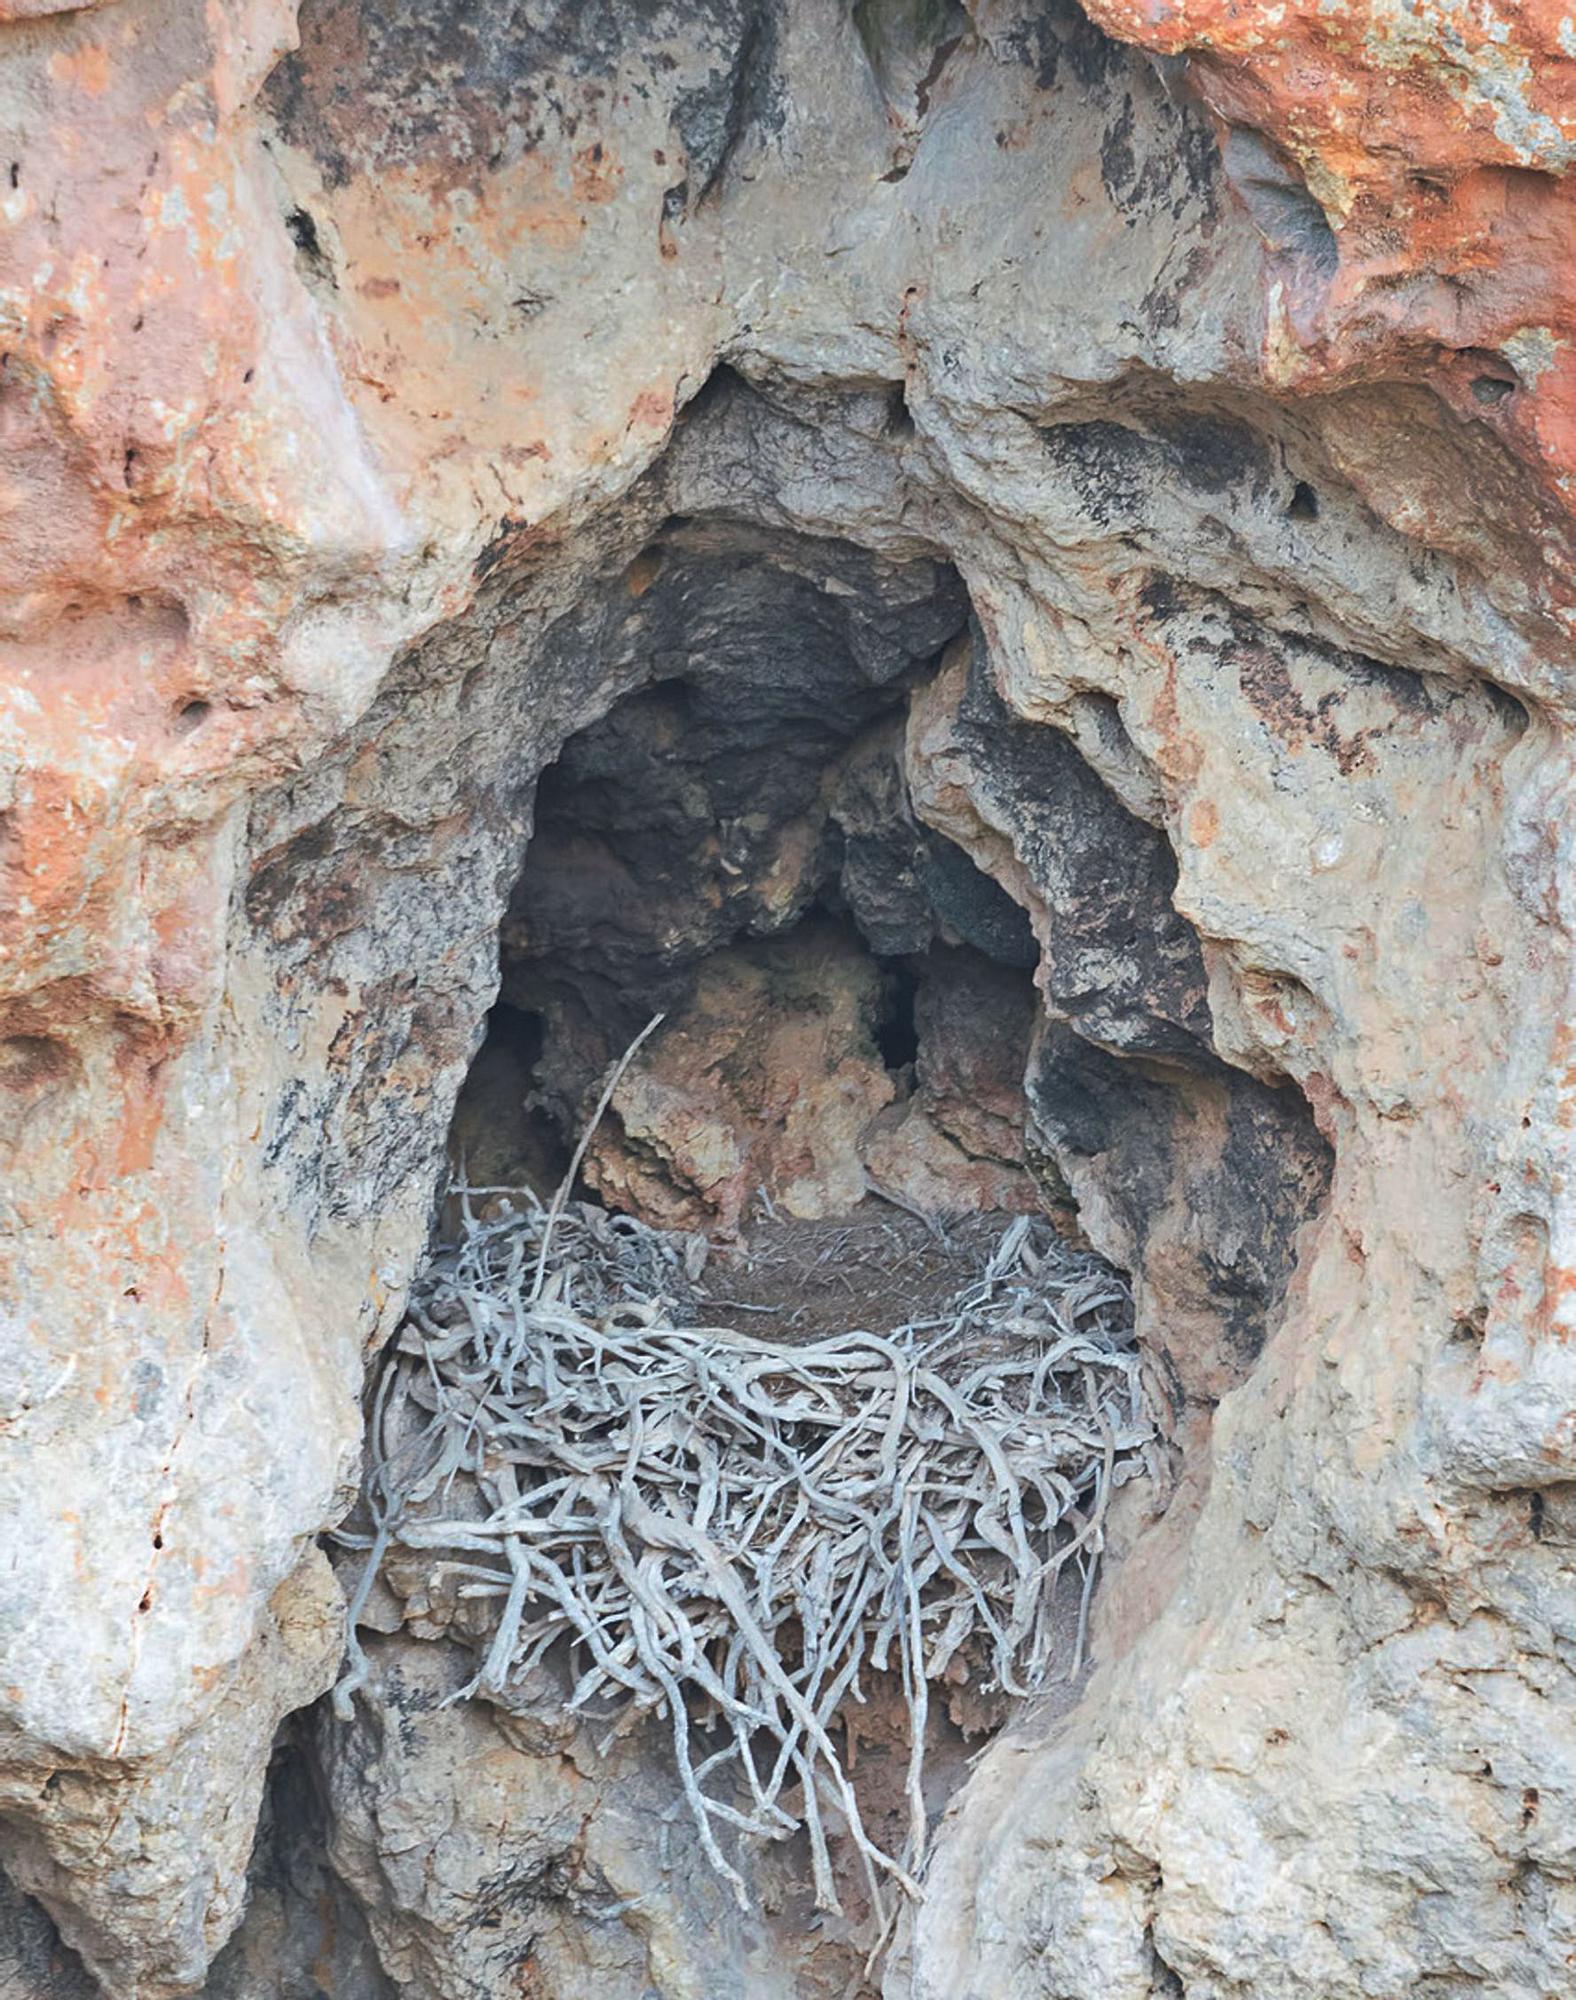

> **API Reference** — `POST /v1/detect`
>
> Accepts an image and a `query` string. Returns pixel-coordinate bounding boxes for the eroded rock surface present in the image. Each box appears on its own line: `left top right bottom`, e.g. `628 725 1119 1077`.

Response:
4 0 1576 1995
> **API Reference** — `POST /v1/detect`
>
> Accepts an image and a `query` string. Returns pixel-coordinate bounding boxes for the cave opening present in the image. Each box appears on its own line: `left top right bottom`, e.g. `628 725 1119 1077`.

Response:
434 484 1333 1406
380 576 1144 1936
340 474 1331 1972
341 535 1173 1950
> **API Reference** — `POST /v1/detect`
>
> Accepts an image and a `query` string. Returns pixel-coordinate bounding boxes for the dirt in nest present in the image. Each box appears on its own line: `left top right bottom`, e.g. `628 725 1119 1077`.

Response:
695 1198 1082 1342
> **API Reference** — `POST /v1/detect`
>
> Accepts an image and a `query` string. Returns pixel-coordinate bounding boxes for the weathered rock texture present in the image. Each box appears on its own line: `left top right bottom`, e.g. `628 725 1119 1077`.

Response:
3 0 1576 1995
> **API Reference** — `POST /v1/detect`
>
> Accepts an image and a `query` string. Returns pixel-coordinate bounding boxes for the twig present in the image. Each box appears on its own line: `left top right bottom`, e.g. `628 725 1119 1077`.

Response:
531 1013 665 1303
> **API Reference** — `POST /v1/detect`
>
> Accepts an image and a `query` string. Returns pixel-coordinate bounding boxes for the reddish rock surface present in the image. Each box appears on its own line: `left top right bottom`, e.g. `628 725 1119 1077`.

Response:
1081 0 1576 543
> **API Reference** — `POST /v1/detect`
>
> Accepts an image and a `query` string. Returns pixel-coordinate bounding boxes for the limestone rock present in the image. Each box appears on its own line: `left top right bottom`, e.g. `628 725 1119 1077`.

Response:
0 1553 342 1999
306 1631 853 2000
861 945 1043 1219
5 0 1576 1995
583 919 896 1233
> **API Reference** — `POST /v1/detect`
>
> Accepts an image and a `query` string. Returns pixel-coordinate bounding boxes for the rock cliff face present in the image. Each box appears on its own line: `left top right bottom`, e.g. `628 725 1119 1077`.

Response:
3 1 1576 1996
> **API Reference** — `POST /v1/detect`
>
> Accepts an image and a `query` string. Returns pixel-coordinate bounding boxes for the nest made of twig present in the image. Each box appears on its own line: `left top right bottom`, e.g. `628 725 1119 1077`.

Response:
334 1174 1152 1931
331 1001 1151 1937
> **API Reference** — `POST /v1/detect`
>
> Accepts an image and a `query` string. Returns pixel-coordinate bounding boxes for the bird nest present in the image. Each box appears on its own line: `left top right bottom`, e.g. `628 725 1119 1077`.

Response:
334 1065 1153 1928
